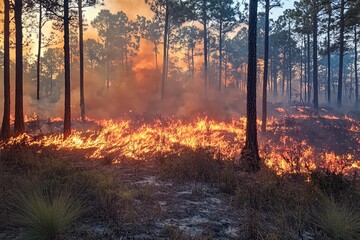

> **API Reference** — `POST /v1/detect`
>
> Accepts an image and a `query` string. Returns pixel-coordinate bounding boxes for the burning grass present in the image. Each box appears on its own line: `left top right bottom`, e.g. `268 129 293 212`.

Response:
1 107 359 177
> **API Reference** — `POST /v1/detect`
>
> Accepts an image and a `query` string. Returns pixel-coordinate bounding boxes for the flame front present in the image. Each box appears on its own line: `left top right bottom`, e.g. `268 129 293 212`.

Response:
2 114 359 176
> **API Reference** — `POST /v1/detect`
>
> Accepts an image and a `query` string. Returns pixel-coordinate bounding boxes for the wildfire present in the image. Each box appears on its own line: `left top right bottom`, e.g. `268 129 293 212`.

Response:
2 112 359 176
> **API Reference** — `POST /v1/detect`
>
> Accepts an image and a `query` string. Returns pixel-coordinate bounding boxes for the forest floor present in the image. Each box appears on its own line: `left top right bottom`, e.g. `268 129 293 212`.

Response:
0 104 360 239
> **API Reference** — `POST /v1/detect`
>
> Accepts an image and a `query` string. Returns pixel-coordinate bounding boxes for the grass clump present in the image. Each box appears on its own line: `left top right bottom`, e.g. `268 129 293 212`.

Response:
12 188 85 240
313 196 360 240
159 147 220 183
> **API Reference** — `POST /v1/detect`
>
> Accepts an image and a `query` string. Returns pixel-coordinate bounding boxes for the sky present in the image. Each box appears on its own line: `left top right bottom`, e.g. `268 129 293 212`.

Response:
85 0 296 25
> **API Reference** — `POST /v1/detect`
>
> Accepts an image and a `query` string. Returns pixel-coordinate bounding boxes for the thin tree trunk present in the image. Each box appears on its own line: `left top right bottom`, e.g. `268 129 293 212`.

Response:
14 0 24 135
203 0 208 96
337 0 345 107
312 0 319 110
79 0 85 122
161 0 169 101
282 55 285 96
300 39 303 101
36 2 42 100
327 8 332 104
64 0 71 138
261 0 269 132
240 0 260 173
191 47 195 81
1 0 11 139
273 62 278 97
218 21 223 92
307 33 311 104
289 22 292 102
355 26 358 106
304 36 307 101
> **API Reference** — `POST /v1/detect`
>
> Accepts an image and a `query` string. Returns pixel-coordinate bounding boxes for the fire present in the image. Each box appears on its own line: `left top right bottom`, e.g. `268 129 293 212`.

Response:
2 112 359 177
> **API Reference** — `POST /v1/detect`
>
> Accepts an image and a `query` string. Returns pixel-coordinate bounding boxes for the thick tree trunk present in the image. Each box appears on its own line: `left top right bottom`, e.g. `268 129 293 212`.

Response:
14 0 25 135
337 0 345 107
36 3 42 100
240 0 260 173
64 0 71 138
79 0 85 122
261 0 269 132
161 0 169 101
1 0 11 139
312 1 319 110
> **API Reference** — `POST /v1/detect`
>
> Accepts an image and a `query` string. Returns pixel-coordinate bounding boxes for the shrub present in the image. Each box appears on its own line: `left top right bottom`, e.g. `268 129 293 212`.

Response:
12 188 85 240
311 170 350 197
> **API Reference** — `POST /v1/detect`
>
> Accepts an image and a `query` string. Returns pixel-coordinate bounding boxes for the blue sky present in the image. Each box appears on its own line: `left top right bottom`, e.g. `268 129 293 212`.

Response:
270 0 295 19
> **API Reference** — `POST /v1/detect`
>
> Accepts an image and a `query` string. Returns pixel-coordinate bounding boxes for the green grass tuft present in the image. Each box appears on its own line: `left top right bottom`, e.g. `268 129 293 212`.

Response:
313 196 360 240
12 188 85 240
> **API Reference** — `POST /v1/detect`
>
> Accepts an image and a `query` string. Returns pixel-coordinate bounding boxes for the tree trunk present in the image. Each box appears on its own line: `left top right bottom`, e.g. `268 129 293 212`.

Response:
282 55 285 96
355 26 358 106
240 0 260 173
312 0 319 110
64 0 71 138
288 23 292 102
36 2 42 100
273 61 278 97
1 0 11 139
106 22 110 89
337 0 345 107
154 43 159 92
14 0 25 135
203 0 208 96
327 9 332 104
300 38 303 102
191 47 195 81
304 36 307 101
261 0 269 132
161 0 169 101
307 33 311 104
79 0 85 122
218 20 223 92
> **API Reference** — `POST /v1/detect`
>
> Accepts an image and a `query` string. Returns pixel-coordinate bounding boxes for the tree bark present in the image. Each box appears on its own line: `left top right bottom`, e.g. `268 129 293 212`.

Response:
355 26 358 106
261 0 269 132
14 0 25 135
1 0 11 139
312 0 319 110
307 33 311 104
240 0 260 172
191 47 195 81
79 0 85 122
203 0 208 96
327 8 332 104
218 20 223 92
288 23 292 102
337 0 345 107
64 0 71 138
161 0 169 101
36 2 42 100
